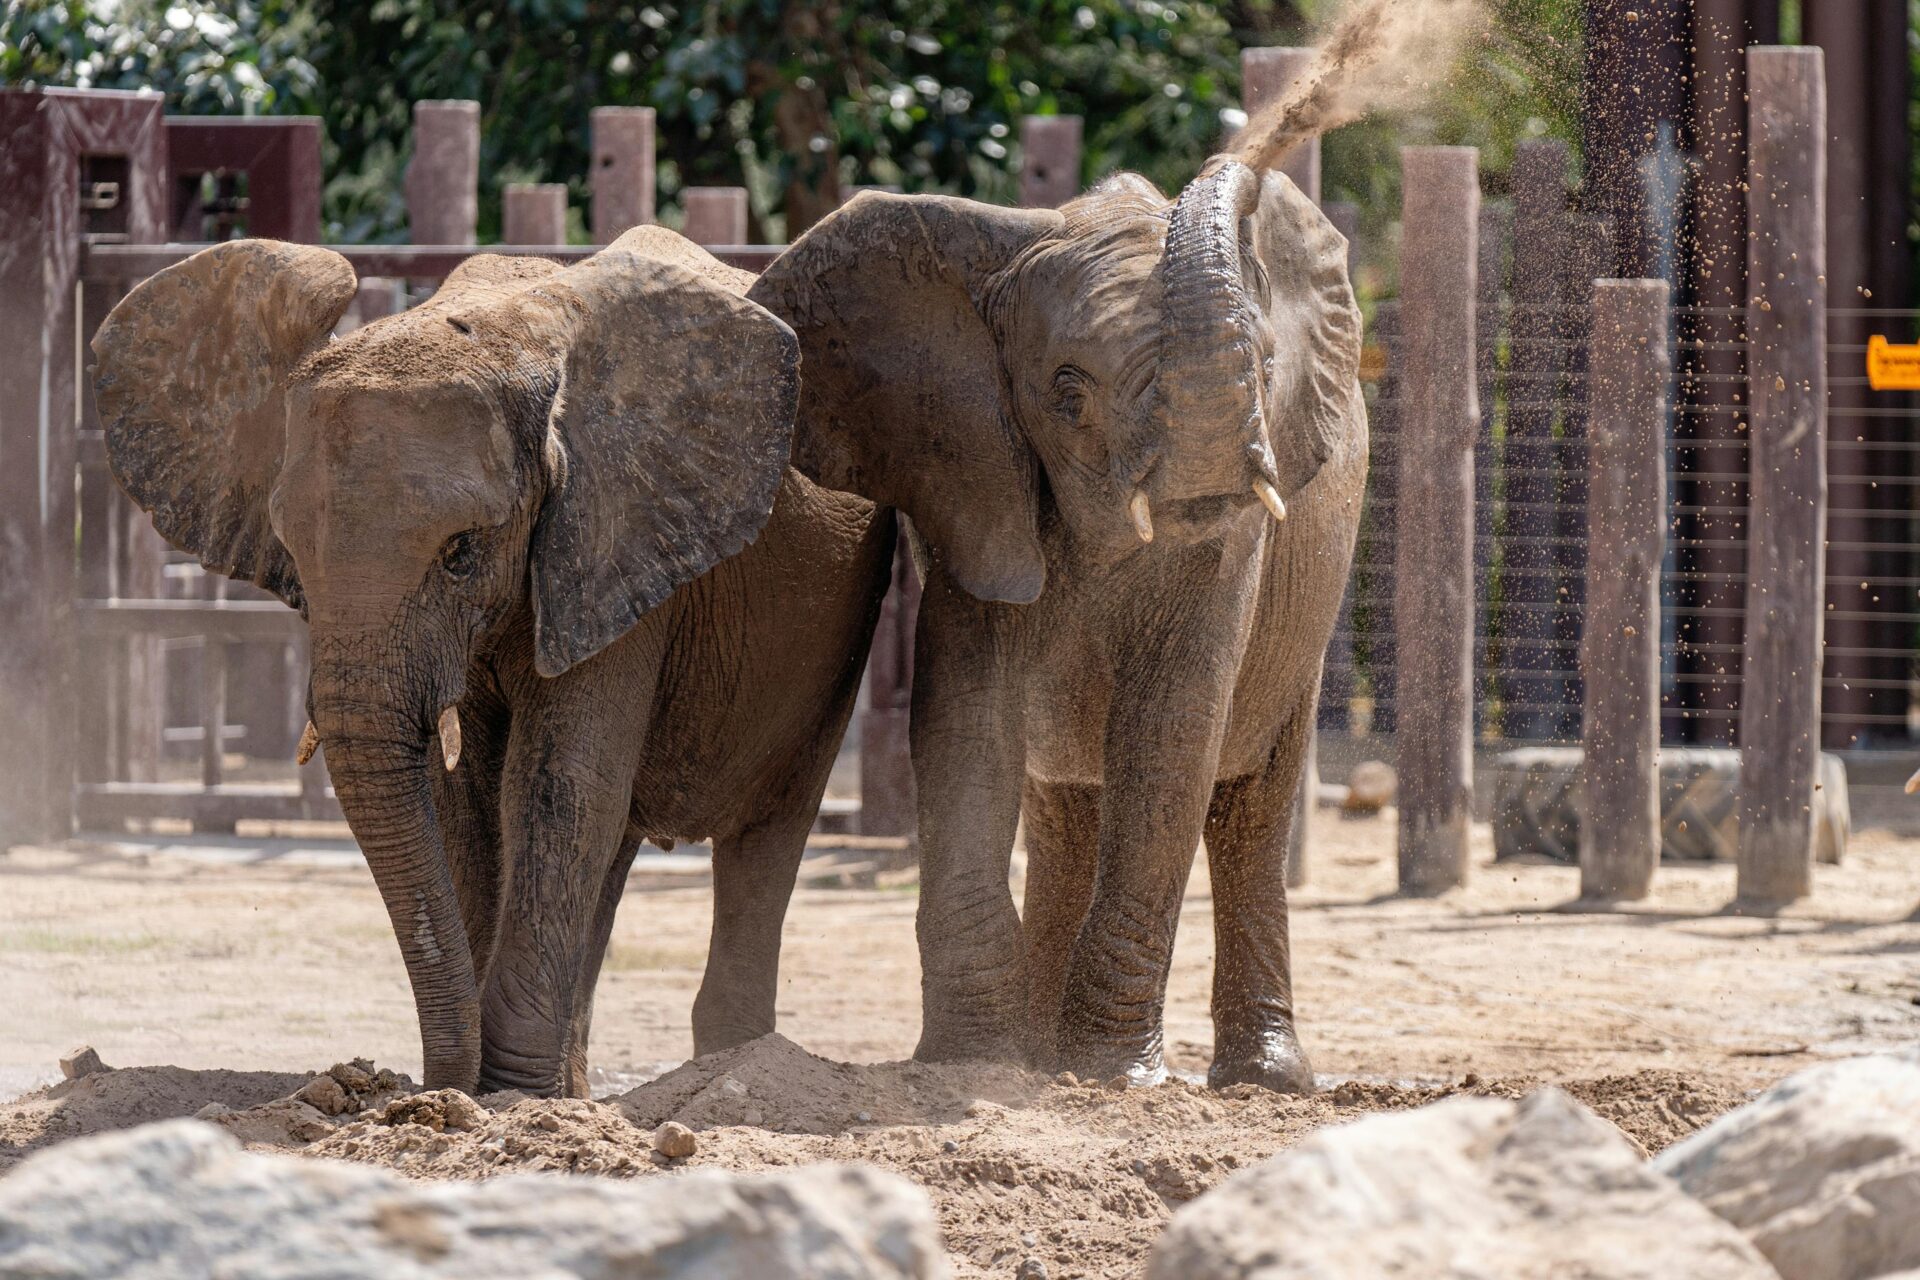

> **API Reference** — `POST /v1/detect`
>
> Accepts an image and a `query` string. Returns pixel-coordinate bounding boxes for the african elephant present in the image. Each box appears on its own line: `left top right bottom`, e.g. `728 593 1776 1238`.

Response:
750 156 1363 1092
92 228 894 1097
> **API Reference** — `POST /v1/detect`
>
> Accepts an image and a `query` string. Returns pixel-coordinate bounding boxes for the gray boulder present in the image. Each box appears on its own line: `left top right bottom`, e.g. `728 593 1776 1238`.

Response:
0 1119 947 1280
1149 1088 1779 1280
1657 1051 1920 1280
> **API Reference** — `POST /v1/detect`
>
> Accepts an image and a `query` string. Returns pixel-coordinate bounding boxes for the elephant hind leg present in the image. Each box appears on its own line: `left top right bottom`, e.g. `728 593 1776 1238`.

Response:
689 798 816 1058
1021 776 1100 1070
1203 708 1317 1095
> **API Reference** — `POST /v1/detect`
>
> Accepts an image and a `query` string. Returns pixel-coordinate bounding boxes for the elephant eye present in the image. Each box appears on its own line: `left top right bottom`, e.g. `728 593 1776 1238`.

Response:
1048 366 1092 426
440 530 483 581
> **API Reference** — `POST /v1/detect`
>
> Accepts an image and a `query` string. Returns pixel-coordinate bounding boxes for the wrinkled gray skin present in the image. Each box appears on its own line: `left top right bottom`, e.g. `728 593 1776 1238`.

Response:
752 160 1365 1092
92 229 893 1097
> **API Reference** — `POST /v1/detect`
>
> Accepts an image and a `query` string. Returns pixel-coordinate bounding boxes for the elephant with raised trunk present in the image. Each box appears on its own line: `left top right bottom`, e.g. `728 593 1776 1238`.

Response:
93 228 894 1097
751 156 1363 1092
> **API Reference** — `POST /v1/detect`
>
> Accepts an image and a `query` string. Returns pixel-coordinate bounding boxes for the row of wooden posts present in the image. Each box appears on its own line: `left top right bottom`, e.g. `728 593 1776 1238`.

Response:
0 46 1840 916
1387 45 1829 908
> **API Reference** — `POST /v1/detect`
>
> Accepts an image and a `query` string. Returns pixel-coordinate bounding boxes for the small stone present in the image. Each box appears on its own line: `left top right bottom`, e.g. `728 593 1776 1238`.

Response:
1053 1072 1079 1088
1462 1072 1482 1088
742 1108 764 1126
59 1047 107 1080
1017 1259 1050 1280
1105 1075 1131 1092
533 1113 562 1133
294 1073 350 1117
855 1111 873 1124
652 1120 698 1159
942 1140 960 1153
965 1099 1005 1119
194 1102 231 1120
716 1074 748 1098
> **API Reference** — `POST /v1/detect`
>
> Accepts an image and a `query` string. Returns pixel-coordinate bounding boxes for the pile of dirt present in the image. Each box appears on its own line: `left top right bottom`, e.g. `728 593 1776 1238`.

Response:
618 1032 1045 1132
1 1065 307 1171
0 1040 1754 1280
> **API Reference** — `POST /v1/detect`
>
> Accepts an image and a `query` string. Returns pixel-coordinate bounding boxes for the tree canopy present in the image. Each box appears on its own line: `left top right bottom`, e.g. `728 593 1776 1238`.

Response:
2 0 1581 250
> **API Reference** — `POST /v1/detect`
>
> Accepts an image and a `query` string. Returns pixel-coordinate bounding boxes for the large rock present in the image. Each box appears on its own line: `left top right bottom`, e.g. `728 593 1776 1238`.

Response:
1656 1051 1920 1280
1489 746 1849 865
1148 1088 1778 1280
0 1119 947 1280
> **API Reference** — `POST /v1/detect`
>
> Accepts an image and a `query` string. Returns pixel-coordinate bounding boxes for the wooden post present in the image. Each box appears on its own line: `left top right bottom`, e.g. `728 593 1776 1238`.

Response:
1395 147 1479 893
0 90 165 845
590 106 655 243
1018 116 1082 208
682 187 749 245
1241 47 1320 201
1555 216 1616 739
1738 46 1827 905
1580 279 1670 902
1474 200 1511 735
1501 139 1571 741
1318 199 1360 735
1368 301 1401 736
502 182 567 245
406 100 479 245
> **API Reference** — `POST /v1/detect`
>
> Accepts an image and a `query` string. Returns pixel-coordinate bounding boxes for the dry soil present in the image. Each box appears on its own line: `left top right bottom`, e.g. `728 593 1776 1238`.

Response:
4 810 1918 1278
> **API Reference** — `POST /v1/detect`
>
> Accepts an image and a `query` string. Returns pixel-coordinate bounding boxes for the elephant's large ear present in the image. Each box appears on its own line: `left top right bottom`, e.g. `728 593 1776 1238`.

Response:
526 240 799 678
1247 172 1364 495
90 239 357 608
750 193 1063 605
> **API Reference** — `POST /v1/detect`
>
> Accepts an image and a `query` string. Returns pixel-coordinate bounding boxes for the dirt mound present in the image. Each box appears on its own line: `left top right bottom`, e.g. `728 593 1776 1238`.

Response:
0 1043 1754 1279
1 1065 306 1171
1564 1071 1752 1155
616 1032 1047 1133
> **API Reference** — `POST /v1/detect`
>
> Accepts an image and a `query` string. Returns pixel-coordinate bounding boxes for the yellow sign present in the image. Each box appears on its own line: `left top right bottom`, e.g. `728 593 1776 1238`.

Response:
1867 335 1920 391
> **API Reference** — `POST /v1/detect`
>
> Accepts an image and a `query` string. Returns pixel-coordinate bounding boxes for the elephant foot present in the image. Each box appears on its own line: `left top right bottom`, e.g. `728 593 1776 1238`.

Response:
1209 1028 1317 1096
1055 1027 1168 1088
913 1025 1028 1067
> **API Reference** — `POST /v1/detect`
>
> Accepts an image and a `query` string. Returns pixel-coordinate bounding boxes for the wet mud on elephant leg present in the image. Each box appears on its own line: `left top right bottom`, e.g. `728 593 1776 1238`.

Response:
1021 776 1100 1068
1202 684 1319 1095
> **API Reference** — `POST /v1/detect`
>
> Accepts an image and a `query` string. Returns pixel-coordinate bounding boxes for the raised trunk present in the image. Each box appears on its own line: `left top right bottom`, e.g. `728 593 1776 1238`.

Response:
312 640 480 1091
1155 160 1269 500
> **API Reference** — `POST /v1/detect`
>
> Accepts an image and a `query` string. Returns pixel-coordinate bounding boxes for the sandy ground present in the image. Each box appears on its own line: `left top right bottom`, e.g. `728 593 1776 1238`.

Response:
4 811 1918 1277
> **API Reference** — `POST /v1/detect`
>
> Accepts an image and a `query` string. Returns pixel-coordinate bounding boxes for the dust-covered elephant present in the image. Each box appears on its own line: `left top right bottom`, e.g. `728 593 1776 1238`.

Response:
92 228 894 1097
750 155 1364 1093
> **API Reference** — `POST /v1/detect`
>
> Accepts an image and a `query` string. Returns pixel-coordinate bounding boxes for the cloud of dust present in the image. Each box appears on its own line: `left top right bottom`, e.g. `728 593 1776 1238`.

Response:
1231 0 1491 173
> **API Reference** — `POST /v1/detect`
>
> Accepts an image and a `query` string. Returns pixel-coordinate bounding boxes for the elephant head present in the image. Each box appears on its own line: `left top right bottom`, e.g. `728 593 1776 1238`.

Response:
91 230 798 1088
748 159 1361 602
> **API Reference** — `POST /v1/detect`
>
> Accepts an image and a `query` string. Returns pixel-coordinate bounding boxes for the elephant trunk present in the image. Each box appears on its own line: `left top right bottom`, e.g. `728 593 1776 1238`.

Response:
1154 159 1273 502
311 627 480 1092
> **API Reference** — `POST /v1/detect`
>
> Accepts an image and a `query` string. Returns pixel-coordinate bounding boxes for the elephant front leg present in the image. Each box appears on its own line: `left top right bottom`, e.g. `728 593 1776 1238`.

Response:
1054 556 1254 1085
482 662 650 1098
910 570 1031 1065
1202 695 1317 1095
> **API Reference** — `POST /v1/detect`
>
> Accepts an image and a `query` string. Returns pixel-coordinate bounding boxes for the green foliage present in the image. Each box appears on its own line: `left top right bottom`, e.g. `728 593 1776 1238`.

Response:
1 0 319 113
305 0 1247 241
3 0 1584 249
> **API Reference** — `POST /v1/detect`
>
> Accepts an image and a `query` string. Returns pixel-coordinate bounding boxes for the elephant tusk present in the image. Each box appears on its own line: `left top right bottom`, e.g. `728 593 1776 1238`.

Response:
1253 478 1287 524
1129 489 1154 544
1906 766 1920 795
438 706 462 772
295 720 320 766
